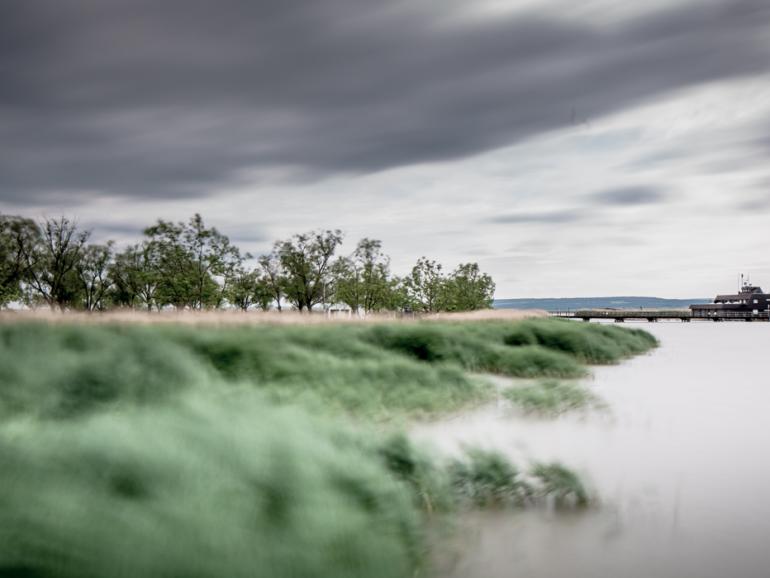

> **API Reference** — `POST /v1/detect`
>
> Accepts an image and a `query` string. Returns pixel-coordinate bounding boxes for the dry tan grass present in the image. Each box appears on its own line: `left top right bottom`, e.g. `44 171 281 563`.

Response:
422 309 547 321
0 308 545 327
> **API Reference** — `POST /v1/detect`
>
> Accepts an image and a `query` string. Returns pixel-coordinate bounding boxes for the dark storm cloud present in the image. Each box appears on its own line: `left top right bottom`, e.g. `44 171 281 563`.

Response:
486 210 585 225
590 186 669 206
1 0 769 203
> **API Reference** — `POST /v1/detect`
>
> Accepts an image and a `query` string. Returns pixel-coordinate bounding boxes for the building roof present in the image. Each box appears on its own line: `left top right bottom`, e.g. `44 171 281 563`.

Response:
715 291 769 301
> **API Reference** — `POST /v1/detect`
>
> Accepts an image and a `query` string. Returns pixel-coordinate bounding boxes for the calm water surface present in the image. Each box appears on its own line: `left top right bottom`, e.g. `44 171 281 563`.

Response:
413 322 770 578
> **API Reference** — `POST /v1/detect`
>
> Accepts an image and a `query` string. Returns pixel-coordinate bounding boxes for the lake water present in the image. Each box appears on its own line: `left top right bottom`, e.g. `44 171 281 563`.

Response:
412 322 770 578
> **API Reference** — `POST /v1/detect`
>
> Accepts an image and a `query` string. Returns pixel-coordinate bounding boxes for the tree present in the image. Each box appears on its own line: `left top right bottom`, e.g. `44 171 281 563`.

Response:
332 238 393 314
144 219 197 308
227 269 257 311
76 242 115 311
442 262 495 311
109 243 160 310
224 268 270 311
184 214 245 308
402 257 446 313
0 215 40 307
2 214 497 314
143 214 244 309
22 217 90 310
252 276 276 311
258 252 285 312
276 230 343 312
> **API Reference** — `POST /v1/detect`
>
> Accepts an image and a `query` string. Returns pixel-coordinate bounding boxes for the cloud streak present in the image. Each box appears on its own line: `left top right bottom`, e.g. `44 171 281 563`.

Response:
486 210 585 225
590 186 670 206
1 0 769 203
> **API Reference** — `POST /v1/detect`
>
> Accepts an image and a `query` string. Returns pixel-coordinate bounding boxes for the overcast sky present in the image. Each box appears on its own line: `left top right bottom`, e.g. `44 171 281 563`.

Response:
2 0 769 297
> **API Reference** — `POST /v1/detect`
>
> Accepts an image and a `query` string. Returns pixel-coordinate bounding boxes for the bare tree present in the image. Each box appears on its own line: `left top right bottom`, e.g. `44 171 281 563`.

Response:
22 217 90 310
0 214 40 306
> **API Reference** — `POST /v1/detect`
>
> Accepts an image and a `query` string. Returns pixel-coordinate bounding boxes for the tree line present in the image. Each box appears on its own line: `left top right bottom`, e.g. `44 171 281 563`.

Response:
0 213 495 313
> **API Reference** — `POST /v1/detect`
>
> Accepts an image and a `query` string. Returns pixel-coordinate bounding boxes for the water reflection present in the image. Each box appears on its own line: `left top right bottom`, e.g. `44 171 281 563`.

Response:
414 322 770 578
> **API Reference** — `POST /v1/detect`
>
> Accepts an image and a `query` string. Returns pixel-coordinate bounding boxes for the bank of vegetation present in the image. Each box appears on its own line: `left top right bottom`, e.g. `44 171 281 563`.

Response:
0 314 657 577
0 213 494 314
0 318 657 420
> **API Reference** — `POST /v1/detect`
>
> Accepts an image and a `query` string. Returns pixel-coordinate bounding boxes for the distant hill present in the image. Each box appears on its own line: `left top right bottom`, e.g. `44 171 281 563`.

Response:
493 296 711 312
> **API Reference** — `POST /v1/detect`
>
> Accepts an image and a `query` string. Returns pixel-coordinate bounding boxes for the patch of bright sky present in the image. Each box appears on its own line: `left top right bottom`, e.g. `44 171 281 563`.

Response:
461 0 687 24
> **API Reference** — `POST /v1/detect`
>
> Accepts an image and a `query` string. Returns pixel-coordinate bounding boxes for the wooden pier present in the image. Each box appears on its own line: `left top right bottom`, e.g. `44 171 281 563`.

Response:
551 310 770 322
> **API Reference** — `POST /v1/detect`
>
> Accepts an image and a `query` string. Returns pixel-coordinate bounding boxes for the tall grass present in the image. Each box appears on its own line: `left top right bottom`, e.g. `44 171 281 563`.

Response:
0 323 212 419
365 323 586 378
530 462 590 507
0 319 656 420
375 432 455 514
158 325 492 418
447 449 591 509
503 380 601 415
500 319 658 364
0 394 590 578
448 448 531 507
0 318 638 577
0 396 423 578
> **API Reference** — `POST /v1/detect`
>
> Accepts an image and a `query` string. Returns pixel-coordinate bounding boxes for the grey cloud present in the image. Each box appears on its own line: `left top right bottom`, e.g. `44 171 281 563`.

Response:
590 186 669 206
486 210 584 224
601 236 644 247
1 0 770 204
624 149 690 170
736 178 770 211
92 223 146 237
738 198 770 211
83 218 268 246
226 228 270 245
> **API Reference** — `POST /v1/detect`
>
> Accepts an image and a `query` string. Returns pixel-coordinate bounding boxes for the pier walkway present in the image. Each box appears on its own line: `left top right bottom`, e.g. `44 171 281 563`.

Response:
551 310 770 322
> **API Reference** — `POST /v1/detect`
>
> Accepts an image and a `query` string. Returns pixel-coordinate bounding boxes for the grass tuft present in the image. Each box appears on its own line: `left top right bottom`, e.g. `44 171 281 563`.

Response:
448 449 532 507
375 433 455 514
502 380 601 415
530 462 590 507
446 450 590 510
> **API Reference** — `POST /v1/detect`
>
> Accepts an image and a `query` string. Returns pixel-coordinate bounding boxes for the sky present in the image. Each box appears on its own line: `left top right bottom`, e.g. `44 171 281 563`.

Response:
1 0 769 298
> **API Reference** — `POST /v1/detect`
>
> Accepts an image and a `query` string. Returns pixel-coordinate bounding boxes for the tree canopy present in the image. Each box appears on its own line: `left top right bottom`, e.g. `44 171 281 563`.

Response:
0 212 496 313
